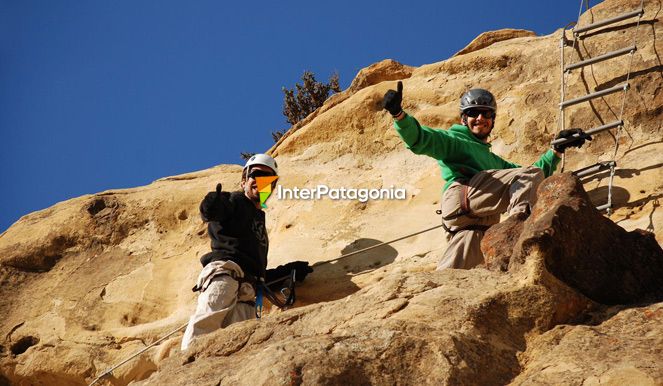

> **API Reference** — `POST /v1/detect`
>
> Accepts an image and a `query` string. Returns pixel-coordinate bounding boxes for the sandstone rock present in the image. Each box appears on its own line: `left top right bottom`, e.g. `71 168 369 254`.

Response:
346 59 414 93
453 29 537 57
0 0 662 384
512 303 663 385
137 179 652 384
272 59 413 154
136 266 589 386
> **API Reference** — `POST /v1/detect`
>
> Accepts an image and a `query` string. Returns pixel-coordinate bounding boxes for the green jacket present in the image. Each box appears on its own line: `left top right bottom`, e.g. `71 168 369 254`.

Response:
394 114 560 191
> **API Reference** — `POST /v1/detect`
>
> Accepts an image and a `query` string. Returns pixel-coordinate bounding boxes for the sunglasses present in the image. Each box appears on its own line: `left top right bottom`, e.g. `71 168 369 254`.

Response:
465 109 495 119
247 169 276 179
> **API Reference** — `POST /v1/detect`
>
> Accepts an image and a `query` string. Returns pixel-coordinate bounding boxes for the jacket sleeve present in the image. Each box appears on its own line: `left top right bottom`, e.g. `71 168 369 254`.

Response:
393 114 457 159
532 149 561 177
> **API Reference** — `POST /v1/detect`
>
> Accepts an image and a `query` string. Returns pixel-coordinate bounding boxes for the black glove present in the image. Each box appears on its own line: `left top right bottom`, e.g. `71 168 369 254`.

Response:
553 128 592 153
200 183 232 222
382 81 403 116
265 261 313 286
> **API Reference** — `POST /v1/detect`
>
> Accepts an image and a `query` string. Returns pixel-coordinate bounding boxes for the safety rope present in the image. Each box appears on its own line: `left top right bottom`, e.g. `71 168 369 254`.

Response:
603 0 645 215
560 21 578 173
88 322 189 386
615 0 645 158
561 0 644 215
559 0 588 172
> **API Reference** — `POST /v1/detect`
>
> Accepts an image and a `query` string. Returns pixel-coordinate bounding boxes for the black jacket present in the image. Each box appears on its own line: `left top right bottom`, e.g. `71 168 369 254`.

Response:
199 191 268 281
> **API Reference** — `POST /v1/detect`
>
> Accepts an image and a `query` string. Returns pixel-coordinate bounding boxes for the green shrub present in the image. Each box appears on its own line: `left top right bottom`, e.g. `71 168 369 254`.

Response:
282 71 340 125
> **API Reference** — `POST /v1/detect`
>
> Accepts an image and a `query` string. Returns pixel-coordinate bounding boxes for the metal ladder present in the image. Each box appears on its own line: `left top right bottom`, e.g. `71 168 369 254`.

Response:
555 0 645 214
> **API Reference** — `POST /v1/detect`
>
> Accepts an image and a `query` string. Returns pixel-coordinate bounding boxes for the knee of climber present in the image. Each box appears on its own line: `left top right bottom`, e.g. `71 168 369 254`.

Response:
527 168 545 208
524 166 544 182
520 167 545 194
532 167 544 183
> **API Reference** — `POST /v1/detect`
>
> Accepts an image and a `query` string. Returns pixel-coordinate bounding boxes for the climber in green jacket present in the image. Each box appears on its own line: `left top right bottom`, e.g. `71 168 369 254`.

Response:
383 81 590 269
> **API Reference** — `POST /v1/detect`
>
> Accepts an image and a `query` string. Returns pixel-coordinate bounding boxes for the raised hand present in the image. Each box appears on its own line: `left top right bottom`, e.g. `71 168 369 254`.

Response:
200 183 232 222
383 81 403 117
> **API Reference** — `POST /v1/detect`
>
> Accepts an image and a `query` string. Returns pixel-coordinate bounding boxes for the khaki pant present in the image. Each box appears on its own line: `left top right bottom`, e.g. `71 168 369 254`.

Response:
437 166 544 270
181 261 256 351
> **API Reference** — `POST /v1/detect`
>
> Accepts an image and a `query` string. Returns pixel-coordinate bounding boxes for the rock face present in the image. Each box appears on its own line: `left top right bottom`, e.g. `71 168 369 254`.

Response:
511 303 663 386
137 175 658 385
453 29 537 57
512 303 663 385
1 0 662 384
346 59 414 94
135 268 575 386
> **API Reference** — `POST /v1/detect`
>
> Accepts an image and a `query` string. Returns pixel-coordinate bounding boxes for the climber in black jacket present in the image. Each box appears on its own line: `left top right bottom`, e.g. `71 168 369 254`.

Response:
181 154 311 350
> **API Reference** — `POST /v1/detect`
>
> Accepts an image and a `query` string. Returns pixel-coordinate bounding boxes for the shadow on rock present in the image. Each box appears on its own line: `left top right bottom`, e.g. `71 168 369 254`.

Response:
585 185 630 208
615 192 662 234
337 238 398 274
296 238 398 306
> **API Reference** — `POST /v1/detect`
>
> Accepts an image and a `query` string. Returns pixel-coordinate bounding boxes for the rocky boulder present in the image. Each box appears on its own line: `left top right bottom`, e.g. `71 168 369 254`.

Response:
482 173 663 305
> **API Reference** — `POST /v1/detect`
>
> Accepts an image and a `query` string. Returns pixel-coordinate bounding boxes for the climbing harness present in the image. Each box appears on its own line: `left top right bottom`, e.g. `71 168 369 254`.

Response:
255 268 297 318
439 220 490 236
556 0 645 215
432 204 490 235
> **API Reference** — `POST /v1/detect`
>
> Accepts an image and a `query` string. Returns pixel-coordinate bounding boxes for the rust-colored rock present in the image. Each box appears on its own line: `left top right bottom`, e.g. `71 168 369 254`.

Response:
483 173 663 305
482 211 527 271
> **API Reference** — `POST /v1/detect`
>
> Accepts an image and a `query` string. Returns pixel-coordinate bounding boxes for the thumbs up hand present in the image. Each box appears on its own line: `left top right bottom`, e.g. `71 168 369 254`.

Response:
200 183 233 222
383 81 403 117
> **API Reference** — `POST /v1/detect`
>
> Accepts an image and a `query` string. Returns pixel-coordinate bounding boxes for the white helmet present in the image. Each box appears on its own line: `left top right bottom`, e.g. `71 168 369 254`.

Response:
243 153 278 176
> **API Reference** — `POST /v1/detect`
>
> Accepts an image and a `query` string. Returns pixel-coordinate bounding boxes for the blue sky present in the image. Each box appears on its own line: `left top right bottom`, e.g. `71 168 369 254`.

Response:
0 1 581 232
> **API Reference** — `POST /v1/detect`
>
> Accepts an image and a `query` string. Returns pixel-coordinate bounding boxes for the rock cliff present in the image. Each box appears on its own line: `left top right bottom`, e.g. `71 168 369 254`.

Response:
1 0 662 384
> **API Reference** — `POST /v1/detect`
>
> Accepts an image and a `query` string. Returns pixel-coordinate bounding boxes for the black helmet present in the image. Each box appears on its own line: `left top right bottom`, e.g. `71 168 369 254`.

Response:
460 89 497 113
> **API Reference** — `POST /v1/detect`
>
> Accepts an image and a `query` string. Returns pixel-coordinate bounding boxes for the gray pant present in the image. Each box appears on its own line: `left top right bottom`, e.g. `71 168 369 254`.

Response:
181 261 256 351
437 166 544 270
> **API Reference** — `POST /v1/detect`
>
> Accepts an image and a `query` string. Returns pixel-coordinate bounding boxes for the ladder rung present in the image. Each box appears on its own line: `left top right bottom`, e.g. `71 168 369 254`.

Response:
551 120 623 146
573 161 617 178
586 120 624 136
574 9 644 35
565 46 637 72
560 83 629 109
596 203 612 211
